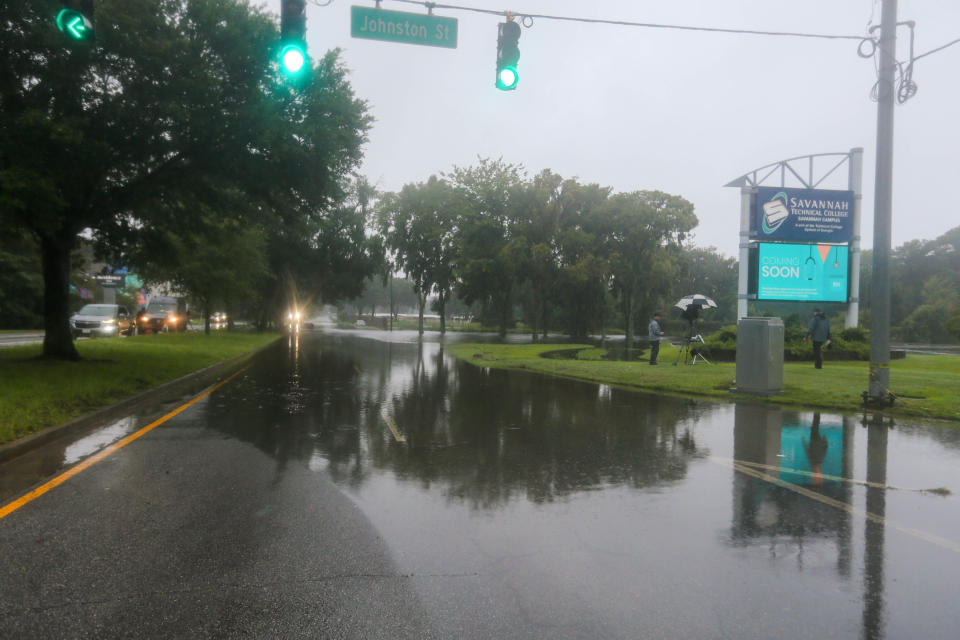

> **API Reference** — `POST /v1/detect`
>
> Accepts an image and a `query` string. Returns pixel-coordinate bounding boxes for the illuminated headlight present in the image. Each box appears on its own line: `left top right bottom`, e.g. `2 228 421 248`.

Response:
168 316 178 324
294 311 301 320
102 318 115 324
100 324 117 333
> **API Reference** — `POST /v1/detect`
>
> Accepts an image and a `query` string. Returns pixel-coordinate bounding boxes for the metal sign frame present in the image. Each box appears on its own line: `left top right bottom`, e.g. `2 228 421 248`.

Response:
726 148 863 328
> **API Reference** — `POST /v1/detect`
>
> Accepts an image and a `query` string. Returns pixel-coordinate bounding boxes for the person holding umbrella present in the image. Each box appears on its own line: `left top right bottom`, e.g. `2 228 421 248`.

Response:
648 312 664 365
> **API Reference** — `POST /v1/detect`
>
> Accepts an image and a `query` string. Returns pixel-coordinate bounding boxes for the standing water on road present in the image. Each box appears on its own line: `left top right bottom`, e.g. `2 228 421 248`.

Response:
200 331 960 639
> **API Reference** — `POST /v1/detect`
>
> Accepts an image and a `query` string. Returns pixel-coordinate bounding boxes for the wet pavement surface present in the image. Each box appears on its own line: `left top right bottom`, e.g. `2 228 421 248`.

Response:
2 329 960 638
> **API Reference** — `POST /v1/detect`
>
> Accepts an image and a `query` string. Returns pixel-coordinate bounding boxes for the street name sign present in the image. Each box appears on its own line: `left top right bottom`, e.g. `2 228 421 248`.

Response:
350 6 457 49
95 274 125 288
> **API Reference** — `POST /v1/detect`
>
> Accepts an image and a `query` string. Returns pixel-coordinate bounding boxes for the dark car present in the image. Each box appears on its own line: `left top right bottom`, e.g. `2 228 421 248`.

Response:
70 304 134 338
137 296 190 333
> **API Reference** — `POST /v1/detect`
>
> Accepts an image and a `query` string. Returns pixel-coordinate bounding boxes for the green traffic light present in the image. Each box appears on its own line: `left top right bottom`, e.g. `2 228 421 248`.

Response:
280 44 307 74
56 8 94 43
496 66 519 91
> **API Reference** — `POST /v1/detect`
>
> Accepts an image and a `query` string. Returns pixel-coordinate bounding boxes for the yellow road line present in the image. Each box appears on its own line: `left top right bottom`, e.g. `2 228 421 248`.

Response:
709 456 940 493
0 365 251 522
711 457 960 554
379 408 407 443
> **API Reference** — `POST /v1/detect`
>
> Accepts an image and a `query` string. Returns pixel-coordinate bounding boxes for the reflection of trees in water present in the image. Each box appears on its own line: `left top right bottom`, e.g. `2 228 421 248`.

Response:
362 350 701 510
207 337 701 510
206 339 369 488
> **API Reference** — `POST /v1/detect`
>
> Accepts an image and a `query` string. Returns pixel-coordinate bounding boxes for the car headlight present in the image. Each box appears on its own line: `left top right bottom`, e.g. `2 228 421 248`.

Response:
168 315 178 323
102 318 115 324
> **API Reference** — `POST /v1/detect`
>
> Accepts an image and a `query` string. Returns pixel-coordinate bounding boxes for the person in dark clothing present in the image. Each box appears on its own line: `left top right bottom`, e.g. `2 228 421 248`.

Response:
648 312 664 365
807 309 831 369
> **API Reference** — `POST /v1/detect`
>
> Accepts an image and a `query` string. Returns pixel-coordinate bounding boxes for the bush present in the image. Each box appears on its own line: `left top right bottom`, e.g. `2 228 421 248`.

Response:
702 321 871 361
840 326 869 342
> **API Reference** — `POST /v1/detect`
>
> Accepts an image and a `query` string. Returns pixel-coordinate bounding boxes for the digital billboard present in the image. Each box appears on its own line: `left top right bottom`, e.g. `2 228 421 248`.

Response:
753 187 854 243
757 242 848 302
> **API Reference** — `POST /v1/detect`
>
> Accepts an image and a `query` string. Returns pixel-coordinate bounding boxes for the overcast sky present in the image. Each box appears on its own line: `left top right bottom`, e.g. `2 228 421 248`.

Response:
274 0 958 258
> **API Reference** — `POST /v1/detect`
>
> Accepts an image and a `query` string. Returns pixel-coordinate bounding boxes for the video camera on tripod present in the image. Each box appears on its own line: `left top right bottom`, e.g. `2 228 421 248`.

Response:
672 294 717 366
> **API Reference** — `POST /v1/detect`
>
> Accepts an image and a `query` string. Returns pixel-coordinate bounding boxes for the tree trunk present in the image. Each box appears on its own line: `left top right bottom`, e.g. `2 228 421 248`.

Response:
438 289 447 335
497 282 512 340
417 292 426 335
203 300 211 335
541 294 549 341
40 232 80 360
624 288 635 352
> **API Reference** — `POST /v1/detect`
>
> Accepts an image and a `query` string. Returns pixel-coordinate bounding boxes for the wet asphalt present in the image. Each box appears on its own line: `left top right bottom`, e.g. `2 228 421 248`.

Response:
2 330 960 638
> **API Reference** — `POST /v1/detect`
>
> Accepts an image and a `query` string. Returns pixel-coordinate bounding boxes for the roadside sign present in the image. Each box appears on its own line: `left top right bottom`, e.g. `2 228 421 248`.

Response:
751 187 854 243
350 6 457 49
95 275 125 288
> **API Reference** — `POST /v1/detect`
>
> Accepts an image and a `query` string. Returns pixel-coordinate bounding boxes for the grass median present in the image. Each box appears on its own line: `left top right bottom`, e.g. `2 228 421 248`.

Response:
0 331 281 444
448 342 960 423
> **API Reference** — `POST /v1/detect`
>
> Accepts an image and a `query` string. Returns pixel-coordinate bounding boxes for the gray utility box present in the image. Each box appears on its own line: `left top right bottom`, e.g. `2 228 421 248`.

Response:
736 317 784 395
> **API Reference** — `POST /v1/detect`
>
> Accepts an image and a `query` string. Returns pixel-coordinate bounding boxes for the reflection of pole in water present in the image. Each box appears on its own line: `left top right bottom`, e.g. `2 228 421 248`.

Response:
803 413 829 485
861 418 889 640
837 416 855 578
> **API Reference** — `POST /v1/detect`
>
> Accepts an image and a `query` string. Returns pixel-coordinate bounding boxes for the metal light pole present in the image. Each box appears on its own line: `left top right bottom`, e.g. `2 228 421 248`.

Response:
868 0 897 403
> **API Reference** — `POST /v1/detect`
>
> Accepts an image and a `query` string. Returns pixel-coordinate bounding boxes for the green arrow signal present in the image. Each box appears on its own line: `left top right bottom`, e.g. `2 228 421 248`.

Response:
66 15 86 39
56 9 93 43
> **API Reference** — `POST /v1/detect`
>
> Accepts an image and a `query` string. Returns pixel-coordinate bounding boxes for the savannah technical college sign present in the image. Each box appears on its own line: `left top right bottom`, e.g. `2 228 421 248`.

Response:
752 187 854 243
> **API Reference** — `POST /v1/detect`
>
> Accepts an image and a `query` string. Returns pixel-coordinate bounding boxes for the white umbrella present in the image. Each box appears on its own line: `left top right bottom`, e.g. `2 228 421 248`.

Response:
674 294 718 311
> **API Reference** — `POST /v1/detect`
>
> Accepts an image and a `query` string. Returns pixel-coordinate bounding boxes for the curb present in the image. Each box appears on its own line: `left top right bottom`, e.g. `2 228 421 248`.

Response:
0 338 281 466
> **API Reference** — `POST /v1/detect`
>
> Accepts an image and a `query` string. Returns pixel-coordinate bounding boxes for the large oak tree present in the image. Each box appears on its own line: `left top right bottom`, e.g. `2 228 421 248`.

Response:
1 0 370 358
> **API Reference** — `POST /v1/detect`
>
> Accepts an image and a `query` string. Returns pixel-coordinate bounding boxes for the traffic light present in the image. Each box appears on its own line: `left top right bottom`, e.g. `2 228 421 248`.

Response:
280 0 308 76
56 0 95 44
495 20 520 91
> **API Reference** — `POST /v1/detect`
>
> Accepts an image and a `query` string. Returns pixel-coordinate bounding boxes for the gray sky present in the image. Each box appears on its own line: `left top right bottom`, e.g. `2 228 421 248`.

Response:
282 0 959 257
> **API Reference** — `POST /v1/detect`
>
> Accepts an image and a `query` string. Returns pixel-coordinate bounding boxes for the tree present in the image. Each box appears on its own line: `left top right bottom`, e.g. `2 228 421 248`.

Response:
552 181 612 339
377 176 459 335
0 0 370 357
131 211 268 334
672 247 739 325
599 191 697 347
0 230 44 329
447 158 526 338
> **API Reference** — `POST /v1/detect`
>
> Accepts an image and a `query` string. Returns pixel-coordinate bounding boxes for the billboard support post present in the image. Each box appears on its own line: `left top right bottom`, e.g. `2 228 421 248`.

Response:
737 187 752 320
847 147 864 329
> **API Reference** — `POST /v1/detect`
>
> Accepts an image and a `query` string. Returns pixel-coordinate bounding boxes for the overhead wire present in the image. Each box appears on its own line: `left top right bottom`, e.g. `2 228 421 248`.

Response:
353 0 960 103
388 0 869 41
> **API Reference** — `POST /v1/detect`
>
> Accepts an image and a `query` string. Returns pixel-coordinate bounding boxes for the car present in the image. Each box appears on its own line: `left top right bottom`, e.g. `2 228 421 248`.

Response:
137 296 190 333
70 304 134 338
286 309 302 332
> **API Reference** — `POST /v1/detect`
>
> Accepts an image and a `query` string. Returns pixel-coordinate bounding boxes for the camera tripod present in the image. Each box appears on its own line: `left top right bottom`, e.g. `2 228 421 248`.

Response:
673 321 712 366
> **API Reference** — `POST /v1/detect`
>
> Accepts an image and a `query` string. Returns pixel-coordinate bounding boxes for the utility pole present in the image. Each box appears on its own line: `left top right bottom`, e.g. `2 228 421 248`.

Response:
868 0 897 404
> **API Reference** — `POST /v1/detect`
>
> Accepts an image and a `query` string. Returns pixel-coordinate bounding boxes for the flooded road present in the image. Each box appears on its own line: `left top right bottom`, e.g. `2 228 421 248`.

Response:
3 329 960 638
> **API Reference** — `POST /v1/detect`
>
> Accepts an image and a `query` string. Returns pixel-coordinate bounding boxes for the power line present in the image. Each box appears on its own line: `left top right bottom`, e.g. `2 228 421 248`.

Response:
915 36 960 61
387 0 868 41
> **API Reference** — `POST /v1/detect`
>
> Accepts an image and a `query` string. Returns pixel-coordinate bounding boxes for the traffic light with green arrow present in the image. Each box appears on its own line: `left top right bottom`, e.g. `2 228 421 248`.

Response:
56 0 95 44
496 20 521 91
280 0 308 77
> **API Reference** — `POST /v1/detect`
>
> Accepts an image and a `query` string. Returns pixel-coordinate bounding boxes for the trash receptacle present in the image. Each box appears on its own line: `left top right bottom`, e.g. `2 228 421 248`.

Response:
736 317 784 395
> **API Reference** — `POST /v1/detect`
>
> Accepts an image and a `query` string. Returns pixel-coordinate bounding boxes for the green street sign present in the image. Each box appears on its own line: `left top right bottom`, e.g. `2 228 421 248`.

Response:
351 6 457 49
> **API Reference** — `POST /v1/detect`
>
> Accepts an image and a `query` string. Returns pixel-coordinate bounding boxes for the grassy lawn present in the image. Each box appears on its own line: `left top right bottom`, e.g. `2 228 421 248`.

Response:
0 331 281 444
448 342 960 423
